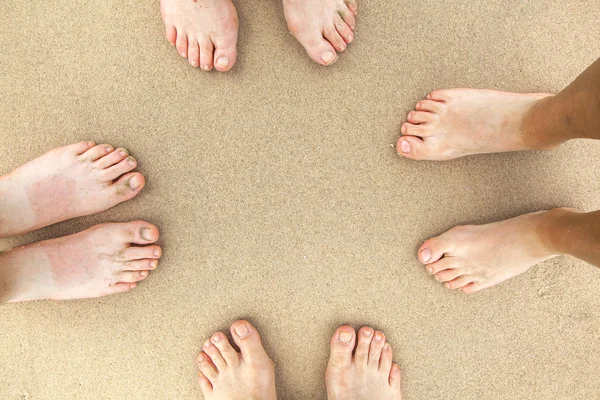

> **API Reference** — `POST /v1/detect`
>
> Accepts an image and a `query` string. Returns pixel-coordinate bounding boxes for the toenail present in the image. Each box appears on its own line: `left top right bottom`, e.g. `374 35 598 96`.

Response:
400 140 411 154
234 323 249 338
180 52 186 57
120 149 128 157
434 275 440 281
216 57 229 68
427 266 433 274
204 340 211 349
154 249 161 257
150 260 158 269
321 51 336 64
374 333 383 341
363 328 373 336
105 147 112 153
129 176 141 190
201 65 210 71
444 283 450 289
338 332 352 342
384 343 391 351
212 333 222 342
140 227 152 241
141 271 148 277
87 141 94 146
421 248 431 263
127 156 136 166
348 33 353 41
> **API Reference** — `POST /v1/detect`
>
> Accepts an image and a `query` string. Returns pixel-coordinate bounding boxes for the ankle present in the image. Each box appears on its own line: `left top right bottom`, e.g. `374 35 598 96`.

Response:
521 95 571 150
538 207 583 256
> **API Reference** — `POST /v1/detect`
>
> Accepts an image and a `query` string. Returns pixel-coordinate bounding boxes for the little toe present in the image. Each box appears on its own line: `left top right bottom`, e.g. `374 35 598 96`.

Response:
188 39 200 67
197 371 213 395
203 338 227 371
400 122 432 137
105 282 137 296
82 144 114 162
434 268 462 283
117 270 150 283
211 332 240 367
407 111 436 124
199 39 214 71
460 282 483 294
344 0 358 15
165 24 177 46
416 99 445 114
230 320 270 363
102 156 137 181
67 141 96 156
328 326 356 369
354 326 374 365
324 26 346 52
379 342 393 372
334 17 354 44
95 148 128 170
397 136 431 160
445 275 474 290
175 30 188 58
368 331 386 367
389 363 402 390
338 7 356 30
196 352 218 383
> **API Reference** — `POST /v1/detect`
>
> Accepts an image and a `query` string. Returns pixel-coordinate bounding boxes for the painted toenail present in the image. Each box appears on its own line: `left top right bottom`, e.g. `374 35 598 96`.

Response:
216 57 229 68
338 332 352 342
127 156 136 166
421 248 431 263
321 51 336 64
129 176 141 190
400 140 411 154
234 323 249 338
363 328 373 336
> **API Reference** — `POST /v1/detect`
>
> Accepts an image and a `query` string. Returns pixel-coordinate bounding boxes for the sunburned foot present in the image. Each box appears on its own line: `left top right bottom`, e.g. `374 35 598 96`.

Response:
0 221 162 303
397 89 554 161
0 141 145 238
419 210 569 294
196 320 277 400
283 0 357 66
160 0 238 71
326 326 401 400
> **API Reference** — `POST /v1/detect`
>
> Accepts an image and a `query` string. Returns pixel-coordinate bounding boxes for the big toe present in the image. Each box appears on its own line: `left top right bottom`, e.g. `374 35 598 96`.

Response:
230 320 270 362
327 325 356 370
110 172 145 202
212 31 238 72
289 27 339 66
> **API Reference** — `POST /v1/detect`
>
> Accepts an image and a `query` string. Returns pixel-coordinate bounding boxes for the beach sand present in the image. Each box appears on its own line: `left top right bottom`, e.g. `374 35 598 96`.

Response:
1 0 599 399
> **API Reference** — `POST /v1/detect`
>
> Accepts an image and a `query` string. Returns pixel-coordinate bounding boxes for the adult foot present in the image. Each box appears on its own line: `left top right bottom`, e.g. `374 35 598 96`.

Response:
160 0 238 71
283 0 357 66
397 89 554 161
0 221 161 303
196 320 277 400
418 210 571 294
0 141 145 238
326 326 401 400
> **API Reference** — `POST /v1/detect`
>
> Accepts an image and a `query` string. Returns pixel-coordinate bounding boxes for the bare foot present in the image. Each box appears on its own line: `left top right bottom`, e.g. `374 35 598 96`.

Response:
0 221 161 303
160 0 238 71
0 141 145 238
418 210 569 294
196 320 277 400
283 0 357 66
326 326 401 400
396 89 554 161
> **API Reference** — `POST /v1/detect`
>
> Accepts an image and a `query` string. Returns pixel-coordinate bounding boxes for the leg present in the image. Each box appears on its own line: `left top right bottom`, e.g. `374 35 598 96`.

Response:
196 320 277 400
325 326 402 400
418 208 600 294
0 141 144 238
283 0 357 66
0 221 162 303
160 0 238 72
397 57 600 160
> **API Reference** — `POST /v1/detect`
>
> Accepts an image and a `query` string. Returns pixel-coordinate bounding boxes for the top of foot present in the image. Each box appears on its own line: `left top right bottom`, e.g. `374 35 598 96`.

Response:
196 320 277 400
283 0 357 66
397 89 553 161
0 141 145 238
160 0 238 71
326 326 402 400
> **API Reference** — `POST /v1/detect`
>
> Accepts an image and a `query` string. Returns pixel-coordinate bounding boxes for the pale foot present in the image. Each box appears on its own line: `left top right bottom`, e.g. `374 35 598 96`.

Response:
418 210 571 294
160 0 238 71
196 320 277 400
0 141 145 238
0 221 162 303
397 89 554 161
283 0 358 66
326 326 401 400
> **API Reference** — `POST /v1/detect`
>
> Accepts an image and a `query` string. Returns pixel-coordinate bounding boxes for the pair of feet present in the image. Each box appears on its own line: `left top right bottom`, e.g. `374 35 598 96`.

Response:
0 142 162 302
196 320 401 400
160 0 358 70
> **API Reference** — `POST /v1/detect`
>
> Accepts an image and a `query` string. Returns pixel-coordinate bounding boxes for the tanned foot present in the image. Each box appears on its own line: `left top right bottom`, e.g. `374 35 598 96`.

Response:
0 221 162 303
283 0 357 66
160 0 238 71
196 320 277 400
397 89 554 161
326 326 401 400
418 210 573 294
0 141 145 238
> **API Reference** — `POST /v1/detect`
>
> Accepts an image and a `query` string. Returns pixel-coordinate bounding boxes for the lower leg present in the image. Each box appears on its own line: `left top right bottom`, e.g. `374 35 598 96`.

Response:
544 208 600 267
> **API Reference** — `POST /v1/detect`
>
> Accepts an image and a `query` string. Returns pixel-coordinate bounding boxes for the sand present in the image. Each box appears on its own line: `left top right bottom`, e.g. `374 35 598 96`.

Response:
1 0 600 399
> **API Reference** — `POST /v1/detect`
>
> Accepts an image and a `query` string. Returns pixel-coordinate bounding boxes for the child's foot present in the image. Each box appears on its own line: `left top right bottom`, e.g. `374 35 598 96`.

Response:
283 0 357 66
0 221 161 303
196 320 277 400
160 0 238 71
397 89 554 161
418 210 569 294
0 141 145 238
326 326 402 400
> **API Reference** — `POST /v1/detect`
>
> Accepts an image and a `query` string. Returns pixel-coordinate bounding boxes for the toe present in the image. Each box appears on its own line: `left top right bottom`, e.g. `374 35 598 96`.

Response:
434 268 462 283
354 326 374 365
338 7 356 30
114 221 160 245
203 338 227 371
67 141 96 156
323 26 346 53
199 39 214 71
102 156 137 181
289 26 338 66
407 111 436 124
188 38 200 68
460 282 483 294
212 32 238 72
328 326 356 369
416 99 445 114
397 136 431 160
95 148 128 170
198 371 213 395
82 144 114 162
116 270 150 283
123 245 162 261
334 16 354 44
419 235 455 264
427 90 450 102
211 332 240 367
425 257 455 275
379 342 393 372
368 331 386 367
344 0 358 15
445 275 474 290
175 30 188 58
123 259 158 271
104 282 136 296
165 24 177 46
230 320 269 363
196 352 218 383
111 172 145 201
400 122 432 137
389 363 402 390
